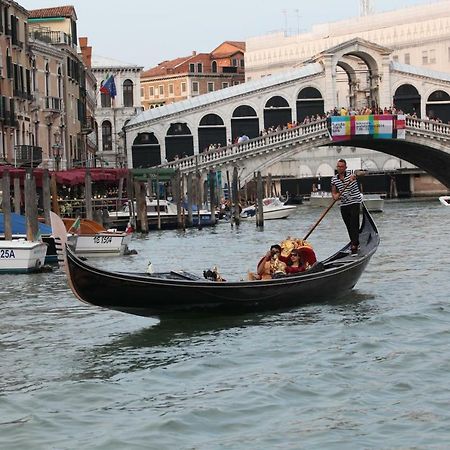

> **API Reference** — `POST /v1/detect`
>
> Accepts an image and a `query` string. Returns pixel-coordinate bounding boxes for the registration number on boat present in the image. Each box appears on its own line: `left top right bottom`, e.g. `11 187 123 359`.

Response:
93 236 113 244
0 249 16 258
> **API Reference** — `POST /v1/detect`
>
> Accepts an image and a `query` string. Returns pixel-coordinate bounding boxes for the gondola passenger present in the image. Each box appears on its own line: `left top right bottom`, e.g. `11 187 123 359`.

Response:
248 244 288 280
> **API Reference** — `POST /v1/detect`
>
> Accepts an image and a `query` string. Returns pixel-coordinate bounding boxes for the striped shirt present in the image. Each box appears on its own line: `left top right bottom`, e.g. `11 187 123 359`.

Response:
331 171 363 206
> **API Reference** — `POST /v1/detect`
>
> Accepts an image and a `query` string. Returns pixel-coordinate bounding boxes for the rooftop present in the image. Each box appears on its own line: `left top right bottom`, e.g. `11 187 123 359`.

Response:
28 5 77 20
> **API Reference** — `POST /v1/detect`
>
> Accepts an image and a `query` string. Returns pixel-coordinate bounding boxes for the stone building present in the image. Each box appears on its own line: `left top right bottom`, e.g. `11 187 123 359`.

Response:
90 54 143 168
0 1 33 165
245 0 450 111
27 5 96 169
141 41 245 110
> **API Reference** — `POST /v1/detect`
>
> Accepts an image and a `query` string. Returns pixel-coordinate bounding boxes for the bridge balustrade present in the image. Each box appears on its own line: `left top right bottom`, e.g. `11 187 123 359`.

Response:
406 117 450 135
164 119 329 173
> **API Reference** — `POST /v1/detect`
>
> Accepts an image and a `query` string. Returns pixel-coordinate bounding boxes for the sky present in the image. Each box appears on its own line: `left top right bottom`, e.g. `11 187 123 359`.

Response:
22 0 439 69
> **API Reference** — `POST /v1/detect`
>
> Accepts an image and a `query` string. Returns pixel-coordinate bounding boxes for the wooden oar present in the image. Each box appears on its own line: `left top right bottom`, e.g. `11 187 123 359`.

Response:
303 179 353 241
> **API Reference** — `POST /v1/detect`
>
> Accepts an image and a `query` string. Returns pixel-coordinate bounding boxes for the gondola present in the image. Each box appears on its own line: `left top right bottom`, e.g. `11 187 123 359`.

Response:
50 205 379 319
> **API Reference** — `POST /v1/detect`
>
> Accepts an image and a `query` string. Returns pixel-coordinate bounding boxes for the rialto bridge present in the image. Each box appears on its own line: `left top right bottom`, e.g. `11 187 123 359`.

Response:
124 38 450 188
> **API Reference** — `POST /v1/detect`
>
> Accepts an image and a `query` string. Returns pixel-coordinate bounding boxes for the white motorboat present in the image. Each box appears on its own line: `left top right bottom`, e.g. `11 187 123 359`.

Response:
362 194 384 212
309 192 384 212
107 198 215 230
241 197 297 220
308 191 333 207
0 239 47 273
439 196 450 206
63 218 132 257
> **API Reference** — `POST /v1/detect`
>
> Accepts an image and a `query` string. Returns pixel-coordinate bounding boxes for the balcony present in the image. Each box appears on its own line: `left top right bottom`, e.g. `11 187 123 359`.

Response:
14 145 43 167
29 29 72 46
44 96 62 112
81 115 95 134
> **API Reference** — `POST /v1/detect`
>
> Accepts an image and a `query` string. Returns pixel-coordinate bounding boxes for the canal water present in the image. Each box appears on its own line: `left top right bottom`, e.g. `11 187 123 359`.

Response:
1 199 449 449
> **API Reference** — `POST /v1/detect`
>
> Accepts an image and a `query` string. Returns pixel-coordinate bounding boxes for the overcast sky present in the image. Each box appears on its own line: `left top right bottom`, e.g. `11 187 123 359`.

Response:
23 0 437 69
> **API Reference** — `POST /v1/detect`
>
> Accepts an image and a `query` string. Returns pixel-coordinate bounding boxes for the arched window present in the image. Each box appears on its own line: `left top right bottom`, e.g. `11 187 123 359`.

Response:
211 61 218 73
57 67 62 98
123 79 134 107
101 79 111 108
102 121 112 151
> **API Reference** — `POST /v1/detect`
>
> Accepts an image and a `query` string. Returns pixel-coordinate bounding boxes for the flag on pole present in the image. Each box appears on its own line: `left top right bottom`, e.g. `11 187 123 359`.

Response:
69 217 81 234
100 75 117 98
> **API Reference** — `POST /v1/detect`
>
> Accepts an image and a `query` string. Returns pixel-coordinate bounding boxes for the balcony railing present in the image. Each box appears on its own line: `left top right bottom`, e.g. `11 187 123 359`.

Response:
29 29 72 46
14 145 43 167
44 96 62 112
81 115 95 134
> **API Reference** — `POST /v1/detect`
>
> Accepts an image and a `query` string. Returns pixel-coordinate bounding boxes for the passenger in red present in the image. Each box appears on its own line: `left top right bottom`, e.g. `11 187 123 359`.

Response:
285 247 317 274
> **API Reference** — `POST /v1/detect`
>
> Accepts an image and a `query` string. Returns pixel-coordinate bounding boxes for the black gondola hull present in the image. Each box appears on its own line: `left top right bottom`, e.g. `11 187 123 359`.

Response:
59 205 379 318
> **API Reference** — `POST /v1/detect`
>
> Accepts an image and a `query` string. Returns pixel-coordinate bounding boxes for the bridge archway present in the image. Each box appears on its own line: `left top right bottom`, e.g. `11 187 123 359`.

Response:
198 113 227 152
393 84 421 117
231 105 259 140
296 87 324 122
132 132 161 168
426 90 450 123
263 96 292 129
165 122 194 161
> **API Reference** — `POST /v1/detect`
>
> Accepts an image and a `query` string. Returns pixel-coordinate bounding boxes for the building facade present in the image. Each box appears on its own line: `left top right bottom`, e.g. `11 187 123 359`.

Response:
141 41 245 110
245 0 450 110
0 1 34 165
90 53 143 167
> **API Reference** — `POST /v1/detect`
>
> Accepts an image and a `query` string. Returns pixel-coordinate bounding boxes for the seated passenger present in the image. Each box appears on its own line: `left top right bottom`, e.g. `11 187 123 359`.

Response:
248 244 287 280
285 247 318 275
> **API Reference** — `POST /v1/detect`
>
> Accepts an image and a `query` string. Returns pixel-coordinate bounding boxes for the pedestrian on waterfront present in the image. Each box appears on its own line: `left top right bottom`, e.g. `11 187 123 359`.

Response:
331 159 363 254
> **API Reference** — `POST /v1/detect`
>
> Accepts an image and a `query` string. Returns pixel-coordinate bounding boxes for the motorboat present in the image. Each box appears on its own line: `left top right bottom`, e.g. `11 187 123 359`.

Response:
1 212 57 264
49 205 380 319
308 191 333 207
362 194 384 212
63 218 133 257
106 198 215 230
240 197 297 220
0 239 47 273
308 192 384 212
439 196 450 206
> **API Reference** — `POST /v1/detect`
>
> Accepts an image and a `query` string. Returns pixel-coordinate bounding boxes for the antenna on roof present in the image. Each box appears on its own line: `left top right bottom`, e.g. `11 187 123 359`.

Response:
282 9 288 35
360 0 374 16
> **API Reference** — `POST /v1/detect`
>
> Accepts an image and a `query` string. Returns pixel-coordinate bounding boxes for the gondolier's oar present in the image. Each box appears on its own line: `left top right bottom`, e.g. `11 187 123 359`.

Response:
303 179 353 241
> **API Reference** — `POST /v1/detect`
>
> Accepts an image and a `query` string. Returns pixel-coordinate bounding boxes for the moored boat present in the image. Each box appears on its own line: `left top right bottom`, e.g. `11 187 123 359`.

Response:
308 192 384 212
241 197 297 220
63 218 132 257
362 194 384 212
0 239 47 273
50 205 380 319
107 198 216 230
439 196 450 206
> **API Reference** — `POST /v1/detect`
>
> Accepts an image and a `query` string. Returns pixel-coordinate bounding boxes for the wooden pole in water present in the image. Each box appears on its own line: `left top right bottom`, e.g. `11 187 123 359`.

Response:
232 166 240 226
2 169 12 240
135 181 148 233
256 171 264 229
42 169 51 225
24 169 38 240
267 172 272 198
156 173 161 230
84 168 93 220
126 170 135 228
50 173 60 215
196 170 202 230
13 176 21 214
209 169 216 225
187 172 193 227
174 169 183 229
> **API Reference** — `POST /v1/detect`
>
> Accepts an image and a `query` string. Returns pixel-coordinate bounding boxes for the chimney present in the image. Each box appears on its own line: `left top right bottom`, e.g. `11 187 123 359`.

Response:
79 36 92 68
192 51 197 56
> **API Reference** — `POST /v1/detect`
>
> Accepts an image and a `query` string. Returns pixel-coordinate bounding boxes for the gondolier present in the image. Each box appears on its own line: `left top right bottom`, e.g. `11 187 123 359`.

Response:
331 159 363 254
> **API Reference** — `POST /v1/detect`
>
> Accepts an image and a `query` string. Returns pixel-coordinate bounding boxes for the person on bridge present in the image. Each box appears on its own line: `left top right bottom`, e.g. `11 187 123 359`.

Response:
331 159 363 255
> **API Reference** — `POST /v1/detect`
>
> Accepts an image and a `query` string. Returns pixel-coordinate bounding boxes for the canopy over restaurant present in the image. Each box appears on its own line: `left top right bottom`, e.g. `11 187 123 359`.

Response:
0 166 129 187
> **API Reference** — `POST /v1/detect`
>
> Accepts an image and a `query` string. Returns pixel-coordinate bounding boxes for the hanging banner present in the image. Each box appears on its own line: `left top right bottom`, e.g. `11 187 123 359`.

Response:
330 115 404 141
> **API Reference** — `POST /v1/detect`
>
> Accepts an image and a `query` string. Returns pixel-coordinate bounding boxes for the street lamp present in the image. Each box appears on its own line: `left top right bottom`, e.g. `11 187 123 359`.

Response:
52 130 62 171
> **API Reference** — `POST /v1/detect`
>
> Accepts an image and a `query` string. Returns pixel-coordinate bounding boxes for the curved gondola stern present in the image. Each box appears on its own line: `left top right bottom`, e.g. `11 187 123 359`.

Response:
50 212 87 305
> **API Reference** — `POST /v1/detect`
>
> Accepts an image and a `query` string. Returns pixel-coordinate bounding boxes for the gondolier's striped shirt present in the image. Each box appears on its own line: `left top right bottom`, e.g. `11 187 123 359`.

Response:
331 171 363 206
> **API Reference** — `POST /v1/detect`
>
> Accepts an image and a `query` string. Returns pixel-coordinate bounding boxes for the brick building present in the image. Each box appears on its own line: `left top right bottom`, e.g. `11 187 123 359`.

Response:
141 41 245 110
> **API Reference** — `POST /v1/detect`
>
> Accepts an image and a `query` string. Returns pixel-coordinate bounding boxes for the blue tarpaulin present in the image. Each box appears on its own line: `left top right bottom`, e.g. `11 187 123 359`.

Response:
0 213 52 235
